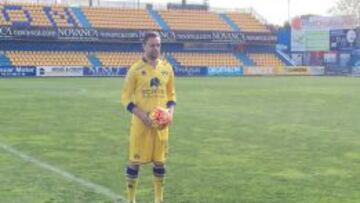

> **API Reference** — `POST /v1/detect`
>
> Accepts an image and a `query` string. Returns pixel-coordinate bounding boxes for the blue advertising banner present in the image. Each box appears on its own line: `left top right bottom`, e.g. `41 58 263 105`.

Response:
0 26 140 42
352 66 360 76
325 64 351 75
330 29 358 51
207 67 243 76
173 66 208 76
83 67 128 76
0 26 276 44
0 66 36 77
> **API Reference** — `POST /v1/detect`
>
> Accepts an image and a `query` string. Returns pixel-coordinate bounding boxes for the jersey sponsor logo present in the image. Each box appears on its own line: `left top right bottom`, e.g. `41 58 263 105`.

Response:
150 77 161 89
161 71 168 76
142 77 166 98
142 89 165 97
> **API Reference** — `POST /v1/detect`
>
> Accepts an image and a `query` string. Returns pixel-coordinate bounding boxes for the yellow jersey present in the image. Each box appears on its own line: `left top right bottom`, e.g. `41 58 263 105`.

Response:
121 58 176 113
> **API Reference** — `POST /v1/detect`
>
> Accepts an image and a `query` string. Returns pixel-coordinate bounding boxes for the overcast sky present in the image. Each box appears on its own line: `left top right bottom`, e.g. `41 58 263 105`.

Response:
133 0 339 25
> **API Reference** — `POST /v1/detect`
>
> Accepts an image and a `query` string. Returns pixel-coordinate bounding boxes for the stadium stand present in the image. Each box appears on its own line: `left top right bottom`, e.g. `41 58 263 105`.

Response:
158 9 232 31
0 3 287 69
43 6 79 27
226 12 269 33
0 5 11 26
248 53 285 66
6 51 90 66
24 5 52 27
0 4 78 27
0 4 270 33
0 52 11 65
96 52 142 66
5 51 247 67
81 7 160 29
171 52 242 67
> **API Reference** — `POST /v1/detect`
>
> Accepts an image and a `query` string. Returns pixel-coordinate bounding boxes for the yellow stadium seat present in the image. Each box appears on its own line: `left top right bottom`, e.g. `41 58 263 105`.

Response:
82 8 159 30
6 51 91 66
248 53 284 66
226 12 269 33
171 52 242 67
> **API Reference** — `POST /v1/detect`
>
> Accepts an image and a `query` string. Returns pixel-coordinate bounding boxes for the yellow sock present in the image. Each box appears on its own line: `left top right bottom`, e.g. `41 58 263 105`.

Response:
126 177 138 203
154 176 164 203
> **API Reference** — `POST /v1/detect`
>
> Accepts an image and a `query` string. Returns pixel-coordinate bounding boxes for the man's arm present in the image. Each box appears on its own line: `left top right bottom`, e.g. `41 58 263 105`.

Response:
121 67 152 127
121 68 136 110
133 107 152 127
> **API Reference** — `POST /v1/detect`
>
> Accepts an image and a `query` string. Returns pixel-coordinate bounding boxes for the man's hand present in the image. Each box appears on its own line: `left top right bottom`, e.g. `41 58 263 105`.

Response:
133 107 152 127
167 107 174 125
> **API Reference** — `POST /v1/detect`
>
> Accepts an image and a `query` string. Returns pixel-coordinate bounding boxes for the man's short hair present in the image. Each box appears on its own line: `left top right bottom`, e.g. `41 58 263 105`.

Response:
143 31 161 45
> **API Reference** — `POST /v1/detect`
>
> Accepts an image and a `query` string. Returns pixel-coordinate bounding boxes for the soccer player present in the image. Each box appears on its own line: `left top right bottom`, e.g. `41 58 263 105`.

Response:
121 31 176 203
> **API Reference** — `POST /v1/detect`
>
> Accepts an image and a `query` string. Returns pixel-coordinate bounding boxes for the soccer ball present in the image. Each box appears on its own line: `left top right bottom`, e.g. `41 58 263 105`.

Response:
149 107 172 130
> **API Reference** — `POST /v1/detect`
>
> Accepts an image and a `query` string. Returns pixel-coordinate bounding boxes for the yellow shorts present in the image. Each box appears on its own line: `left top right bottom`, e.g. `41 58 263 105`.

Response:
128 117 169 164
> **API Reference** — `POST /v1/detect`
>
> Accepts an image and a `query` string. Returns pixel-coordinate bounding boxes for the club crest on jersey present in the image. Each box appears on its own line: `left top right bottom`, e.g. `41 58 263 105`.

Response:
150 77 160 89
141 70 146 76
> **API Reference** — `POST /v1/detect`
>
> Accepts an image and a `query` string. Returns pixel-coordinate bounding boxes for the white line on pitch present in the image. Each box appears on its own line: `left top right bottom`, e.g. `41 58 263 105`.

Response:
0 142 126 203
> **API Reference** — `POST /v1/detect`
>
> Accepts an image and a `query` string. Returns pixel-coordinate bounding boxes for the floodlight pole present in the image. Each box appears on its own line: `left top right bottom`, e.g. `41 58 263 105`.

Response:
288 0 291 23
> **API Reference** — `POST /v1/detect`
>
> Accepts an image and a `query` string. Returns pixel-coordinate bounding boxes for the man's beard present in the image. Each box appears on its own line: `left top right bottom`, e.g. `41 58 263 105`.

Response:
148 53 159 60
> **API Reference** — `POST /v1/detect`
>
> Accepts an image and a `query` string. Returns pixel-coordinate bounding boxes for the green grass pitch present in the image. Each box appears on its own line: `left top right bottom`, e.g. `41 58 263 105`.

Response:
0 77 359 203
